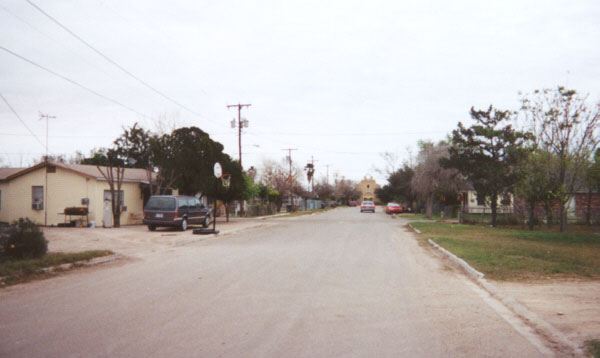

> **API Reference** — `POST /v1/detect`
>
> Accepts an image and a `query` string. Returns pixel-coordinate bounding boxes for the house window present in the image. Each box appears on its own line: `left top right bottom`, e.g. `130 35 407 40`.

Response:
32 186 44 210
501 194 511 206
476 193 485 206
104 190 124 205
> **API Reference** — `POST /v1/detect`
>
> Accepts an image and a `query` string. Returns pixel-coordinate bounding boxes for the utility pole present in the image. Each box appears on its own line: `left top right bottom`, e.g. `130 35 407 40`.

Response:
324 164 331 185
39 112 55 227
282 148 297 211
305 156 317 193
227 103 251 169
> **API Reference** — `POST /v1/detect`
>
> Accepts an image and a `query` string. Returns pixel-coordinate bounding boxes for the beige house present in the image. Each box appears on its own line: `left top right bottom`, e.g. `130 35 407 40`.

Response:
357 175 381 204
0 161 156 227
458 183 513 214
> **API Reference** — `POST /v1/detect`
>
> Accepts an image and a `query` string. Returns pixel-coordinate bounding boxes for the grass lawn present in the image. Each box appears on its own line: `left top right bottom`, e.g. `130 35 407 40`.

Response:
0 250 114 286
410 222 600 281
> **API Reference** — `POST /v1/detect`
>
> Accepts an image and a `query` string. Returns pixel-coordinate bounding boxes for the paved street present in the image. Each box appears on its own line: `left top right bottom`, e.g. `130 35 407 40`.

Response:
0 208 551 357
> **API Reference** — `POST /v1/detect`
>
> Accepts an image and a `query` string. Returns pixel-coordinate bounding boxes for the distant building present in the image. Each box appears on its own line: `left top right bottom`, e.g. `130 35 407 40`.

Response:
357 175 381 204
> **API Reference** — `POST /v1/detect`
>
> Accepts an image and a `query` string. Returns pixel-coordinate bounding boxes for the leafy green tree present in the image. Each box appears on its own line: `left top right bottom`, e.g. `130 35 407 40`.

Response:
443 106 533 227
515 150 561 230
520 86 600 232
375 165 415 206
211 155 246 221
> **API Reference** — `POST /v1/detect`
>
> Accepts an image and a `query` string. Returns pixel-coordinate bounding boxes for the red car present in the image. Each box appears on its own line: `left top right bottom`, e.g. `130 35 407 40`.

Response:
385 202 403 214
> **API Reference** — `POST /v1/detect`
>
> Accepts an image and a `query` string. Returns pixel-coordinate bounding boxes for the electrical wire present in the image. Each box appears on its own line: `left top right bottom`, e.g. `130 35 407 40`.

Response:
0 46 151 119
25 0 218 125
0 91 46 149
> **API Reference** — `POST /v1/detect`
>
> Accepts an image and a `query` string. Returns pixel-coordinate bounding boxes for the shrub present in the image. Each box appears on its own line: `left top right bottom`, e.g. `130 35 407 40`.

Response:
1 218 48 259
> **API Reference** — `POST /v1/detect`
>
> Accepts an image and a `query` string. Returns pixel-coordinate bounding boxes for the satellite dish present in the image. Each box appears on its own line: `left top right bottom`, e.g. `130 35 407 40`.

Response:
214 162 223 178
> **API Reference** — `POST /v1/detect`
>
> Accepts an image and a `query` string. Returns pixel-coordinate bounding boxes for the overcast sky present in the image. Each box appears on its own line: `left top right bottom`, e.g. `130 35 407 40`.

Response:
1 0 599 185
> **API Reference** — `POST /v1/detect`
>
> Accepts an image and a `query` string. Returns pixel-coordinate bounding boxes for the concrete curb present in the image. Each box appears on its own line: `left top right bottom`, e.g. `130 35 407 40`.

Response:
427 238 484 281
45 253 124 273
408 223 584 357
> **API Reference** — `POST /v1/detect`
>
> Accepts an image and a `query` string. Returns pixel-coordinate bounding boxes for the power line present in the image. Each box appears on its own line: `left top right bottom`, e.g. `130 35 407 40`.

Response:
0 3 115 79
247 130 448 136
0 91 46 149
25 0 210 121
0 46 151 119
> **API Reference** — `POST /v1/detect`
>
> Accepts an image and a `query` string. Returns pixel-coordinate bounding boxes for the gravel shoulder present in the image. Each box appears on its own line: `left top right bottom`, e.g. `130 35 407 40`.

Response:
495 279 600 351
44 217 274 258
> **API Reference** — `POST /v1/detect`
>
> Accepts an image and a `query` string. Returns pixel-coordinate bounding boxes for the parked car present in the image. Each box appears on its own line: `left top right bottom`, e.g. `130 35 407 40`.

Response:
360 201 376 213
143 195 211 231
385 202 403 214
348 201 357 207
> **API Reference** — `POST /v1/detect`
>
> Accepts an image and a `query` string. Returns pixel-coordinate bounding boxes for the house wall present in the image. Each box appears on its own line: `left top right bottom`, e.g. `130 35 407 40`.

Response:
513 196 579 220
575 192 600 221
461 190 513 214
0 166 145 226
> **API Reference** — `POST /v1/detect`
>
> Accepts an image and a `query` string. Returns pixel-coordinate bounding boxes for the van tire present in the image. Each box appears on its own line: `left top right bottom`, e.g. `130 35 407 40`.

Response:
202 215 210 228
180 218 188 231
148 225 156 231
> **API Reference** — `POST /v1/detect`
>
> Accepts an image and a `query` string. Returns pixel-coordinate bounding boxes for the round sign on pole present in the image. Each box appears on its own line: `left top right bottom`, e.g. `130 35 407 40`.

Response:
214 162 223 178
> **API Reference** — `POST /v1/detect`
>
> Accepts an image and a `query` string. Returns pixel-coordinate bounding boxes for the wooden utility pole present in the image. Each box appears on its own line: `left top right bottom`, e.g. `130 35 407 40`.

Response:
226 103 251 168
282 148 297 210
39 112 55 226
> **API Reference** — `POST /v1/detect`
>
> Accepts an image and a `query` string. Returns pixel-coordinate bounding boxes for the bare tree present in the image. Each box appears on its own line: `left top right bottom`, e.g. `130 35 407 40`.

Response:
520 86 600 232
412 143 460 218
260 158 304 211
374 151 401 177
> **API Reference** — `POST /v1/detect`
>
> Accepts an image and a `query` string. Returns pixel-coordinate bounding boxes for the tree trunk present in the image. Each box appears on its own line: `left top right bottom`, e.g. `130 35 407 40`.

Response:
528 199 536 231
425 194 433 219
225 204 230 222
544 203 554 228
559 201 568 233
490 193 498 227
586 190 592 225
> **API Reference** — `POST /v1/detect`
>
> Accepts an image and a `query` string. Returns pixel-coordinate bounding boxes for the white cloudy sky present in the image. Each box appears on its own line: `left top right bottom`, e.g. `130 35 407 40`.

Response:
1 0 599 185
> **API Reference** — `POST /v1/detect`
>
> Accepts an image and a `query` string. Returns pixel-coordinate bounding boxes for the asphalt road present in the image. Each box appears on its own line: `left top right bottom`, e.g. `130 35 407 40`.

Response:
0 208 551 357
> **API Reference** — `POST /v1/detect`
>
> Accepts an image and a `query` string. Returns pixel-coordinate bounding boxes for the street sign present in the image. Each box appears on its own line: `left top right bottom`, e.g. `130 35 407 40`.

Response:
214 162 223 178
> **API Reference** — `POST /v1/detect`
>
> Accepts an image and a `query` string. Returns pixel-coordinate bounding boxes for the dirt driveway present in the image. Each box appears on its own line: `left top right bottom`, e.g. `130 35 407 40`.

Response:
43 217 272 258
495 279 600 353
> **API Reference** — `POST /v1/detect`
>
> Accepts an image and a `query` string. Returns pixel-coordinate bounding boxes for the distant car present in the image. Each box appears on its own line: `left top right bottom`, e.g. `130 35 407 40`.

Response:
360 201 376 213
143 195 211 231
385 202 403 214
348 201 357 207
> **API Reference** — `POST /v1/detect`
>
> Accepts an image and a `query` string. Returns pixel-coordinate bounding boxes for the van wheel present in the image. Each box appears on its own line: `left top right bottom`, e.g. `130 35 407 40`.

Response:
148 225 156 231
180 219 188 231
202 215 210 228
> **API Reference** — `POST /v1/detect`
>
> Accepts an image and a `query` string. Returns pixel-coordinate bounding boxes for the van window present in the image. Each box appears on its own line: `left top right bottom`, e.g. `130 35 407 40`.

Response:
145 197 176 210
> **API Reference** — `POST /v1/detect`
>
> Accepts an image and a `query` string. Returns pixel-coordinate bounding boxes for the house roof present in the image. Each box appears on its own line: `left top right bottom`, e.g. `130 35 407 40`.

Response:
0 167 25 181
2 161 154 183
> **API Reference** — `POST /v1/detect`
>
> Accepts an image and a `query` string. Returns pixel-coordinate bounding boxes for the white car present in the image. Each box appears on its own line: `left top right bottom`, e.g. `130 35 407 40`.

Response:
360 201 375 213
